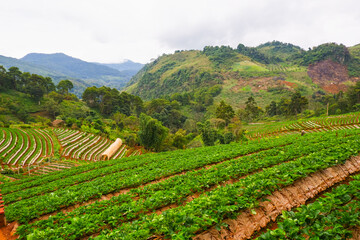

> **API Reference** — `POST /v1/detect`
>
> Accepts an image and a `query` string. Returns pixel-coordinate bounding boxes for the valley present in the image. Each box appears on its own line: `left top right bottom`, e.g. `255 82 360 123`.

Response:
0 40 360 239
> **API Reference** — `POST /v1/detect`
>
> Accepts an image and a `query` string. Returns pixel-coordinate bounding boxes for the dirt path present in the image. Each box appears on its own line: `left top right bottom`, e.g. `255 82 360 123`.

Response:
193 156 360 240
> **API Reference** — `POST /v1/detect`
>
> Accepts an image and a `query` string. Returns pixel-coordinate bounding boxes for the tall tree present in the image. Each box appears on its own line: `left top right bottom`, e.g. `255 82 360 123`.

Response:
138 113 169 152
216 100 235 125
82 86 99 107
244 96 262 121
289 91 308 115
197 120 217 146
57 80 73 95
266 101 278 116
347 81 360 110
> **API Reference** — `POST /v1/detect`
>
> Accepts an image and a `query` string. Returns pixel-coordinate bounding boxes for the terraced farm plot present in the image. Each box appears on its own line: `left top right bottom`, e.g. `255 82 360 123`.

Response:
2 128 359 240
245 111 360 139
53 129 137 161
0 128 54 167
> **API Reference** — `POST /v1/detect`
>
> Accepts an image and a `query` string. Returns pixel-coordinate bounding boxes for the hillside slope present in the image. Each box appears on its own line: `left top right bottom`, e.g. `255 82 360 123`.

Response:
126 42 360 108
0 53 143 97
20 53 130 91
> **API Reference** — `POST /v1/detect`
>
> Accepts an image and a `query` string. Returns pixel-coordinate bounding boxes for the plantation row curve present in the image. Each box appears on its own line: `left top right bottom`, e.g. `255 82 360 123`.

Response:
0 128 141 169
0 127 358 239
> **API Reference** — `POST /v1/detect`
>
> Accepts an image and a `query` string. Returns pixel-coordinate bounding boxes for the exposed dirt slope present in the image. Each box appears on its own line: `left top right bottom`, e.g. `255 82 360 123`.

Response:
308 59 350 93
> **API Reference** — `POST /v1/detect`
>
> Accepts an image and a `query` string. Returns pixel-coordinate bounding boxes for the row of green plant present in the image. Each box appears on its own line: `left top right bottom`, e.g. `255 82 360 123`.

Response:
0 127 54 166
1 152 143 194
3 134 302 223
91 131 360 239
245 112 360 138
257 174 360 240
15 130 357 239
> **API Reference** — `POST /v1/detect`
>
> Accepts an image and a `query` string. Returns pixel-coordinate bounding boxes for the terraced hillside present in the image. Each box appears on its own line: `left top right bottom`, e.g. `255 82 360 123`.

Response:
1 128 360 239
245 112 360 139
0 128 141 170
53 128 141 161
0 128 54 167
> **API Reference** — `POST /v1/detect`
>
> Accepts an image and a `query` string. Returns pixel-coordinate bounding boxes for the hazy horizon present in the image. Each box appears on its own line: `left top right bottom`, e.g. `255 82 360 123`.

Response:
1 0 360 64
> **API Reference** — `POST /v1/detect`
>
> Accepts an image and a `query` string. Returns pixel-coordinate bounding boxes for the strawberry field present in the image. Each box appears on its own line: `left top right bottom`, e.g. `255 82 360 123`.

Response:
245 112 360 139
0 128 139 171
0 128 54 167
0 127 359 239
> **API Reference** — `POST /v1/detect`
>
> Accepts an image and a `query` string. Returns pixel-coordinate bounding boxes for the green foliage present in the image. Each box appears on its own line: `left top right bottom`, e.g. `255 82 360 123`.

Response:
347 55 360 77
347 81 360 110
172 129 188 149
257 174 360 239
266 101 278 116
82 86 143 116
138 113 169 151
197 120 217 146
56 80 73 95
88 130 359 239
203 45 239 68
240 96 263 121
265 92 308 116
237 43 273 64
215 100 235 124
289 91 309 115
301 43 351 65
59 100 91 120
255 41 304 62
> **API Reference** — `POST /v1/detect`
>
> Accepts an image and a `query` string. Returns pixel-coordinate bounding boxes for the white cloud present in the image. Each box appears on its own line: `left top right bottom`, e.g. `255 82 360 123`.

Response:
0 0 359 63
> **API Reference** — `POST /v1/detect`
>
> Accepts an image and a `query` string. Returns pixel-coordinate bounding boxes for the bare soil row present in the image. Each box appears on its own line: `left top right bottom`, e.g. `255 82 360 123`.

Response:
28 145 284 224
193 156 360 240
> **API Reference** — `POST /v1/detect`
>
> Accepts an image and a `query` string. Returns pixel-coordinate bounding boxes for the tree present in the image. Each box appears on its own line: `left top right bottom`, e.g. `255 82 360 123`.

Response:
138 113 169 152
347 81 360 110
216 100 235 125
43 77 56 93
197 120 217 146
266 101 278 117
244 96 262 121
0 66 17 90
43 97 60 118
27 81 45 102
289 91 308 115
82 86 99 107
7 67 21 90
172 129 187 149
57 80 73 95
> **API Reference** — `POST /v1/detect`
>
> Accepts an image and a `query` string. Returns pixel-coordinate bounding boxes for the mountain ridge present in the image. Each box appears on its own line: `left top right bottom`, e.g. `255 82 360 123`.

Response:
0 53 143 96
126 41 360 108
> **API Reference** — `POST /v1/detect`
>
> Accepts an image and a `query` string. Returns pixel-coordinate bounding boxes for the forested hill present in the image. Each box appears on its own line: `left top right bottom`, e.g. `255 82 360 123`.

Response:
0 53 143 96
126 41 360 107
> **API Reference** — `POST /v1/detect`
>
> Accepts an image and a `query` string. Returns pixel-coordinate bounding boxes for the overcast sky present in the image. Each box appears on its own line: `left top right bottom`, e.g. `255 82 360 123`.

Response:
1 0 359 64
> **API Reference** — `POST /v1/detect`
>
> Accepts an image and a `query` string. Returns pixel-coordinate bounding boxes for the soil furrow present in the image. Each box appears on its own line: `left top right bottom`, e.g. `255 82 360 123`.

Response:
193 156 360 240
26 144 285 224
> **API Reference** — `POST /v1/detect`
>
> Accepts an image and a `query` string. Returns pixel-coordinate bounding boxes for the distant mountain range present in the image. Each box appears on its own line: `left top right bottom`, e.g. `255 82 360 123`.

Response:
0 53 144 96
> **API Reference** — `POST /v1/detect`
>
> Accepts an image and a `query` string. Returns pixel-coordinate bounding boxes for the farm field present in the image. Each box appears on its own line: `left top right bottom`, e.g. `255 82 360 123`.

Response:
0 127 141 171
1 127 359 239
0 128 54 167
244 112 360 139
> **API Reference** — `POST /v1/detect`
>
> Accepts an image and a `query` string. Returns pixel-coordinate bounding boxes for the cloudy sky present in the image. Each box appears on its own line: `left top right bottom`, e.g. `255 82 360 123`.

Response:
1 0 359 63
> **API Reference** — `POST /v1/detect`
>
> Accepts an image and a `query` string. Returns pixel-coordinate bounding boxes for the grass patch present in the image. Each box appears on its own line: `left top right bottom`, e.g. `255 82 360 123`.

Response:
233 61 268 72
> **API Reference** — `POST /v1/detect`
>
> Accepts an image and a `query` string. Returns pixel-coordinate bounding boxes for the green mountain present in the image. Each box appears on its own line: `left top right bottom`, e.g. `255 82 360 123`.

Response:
126 42 360 108
100 60 144 72
255 41 303 62
0 54 66 78
0 53 143 97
